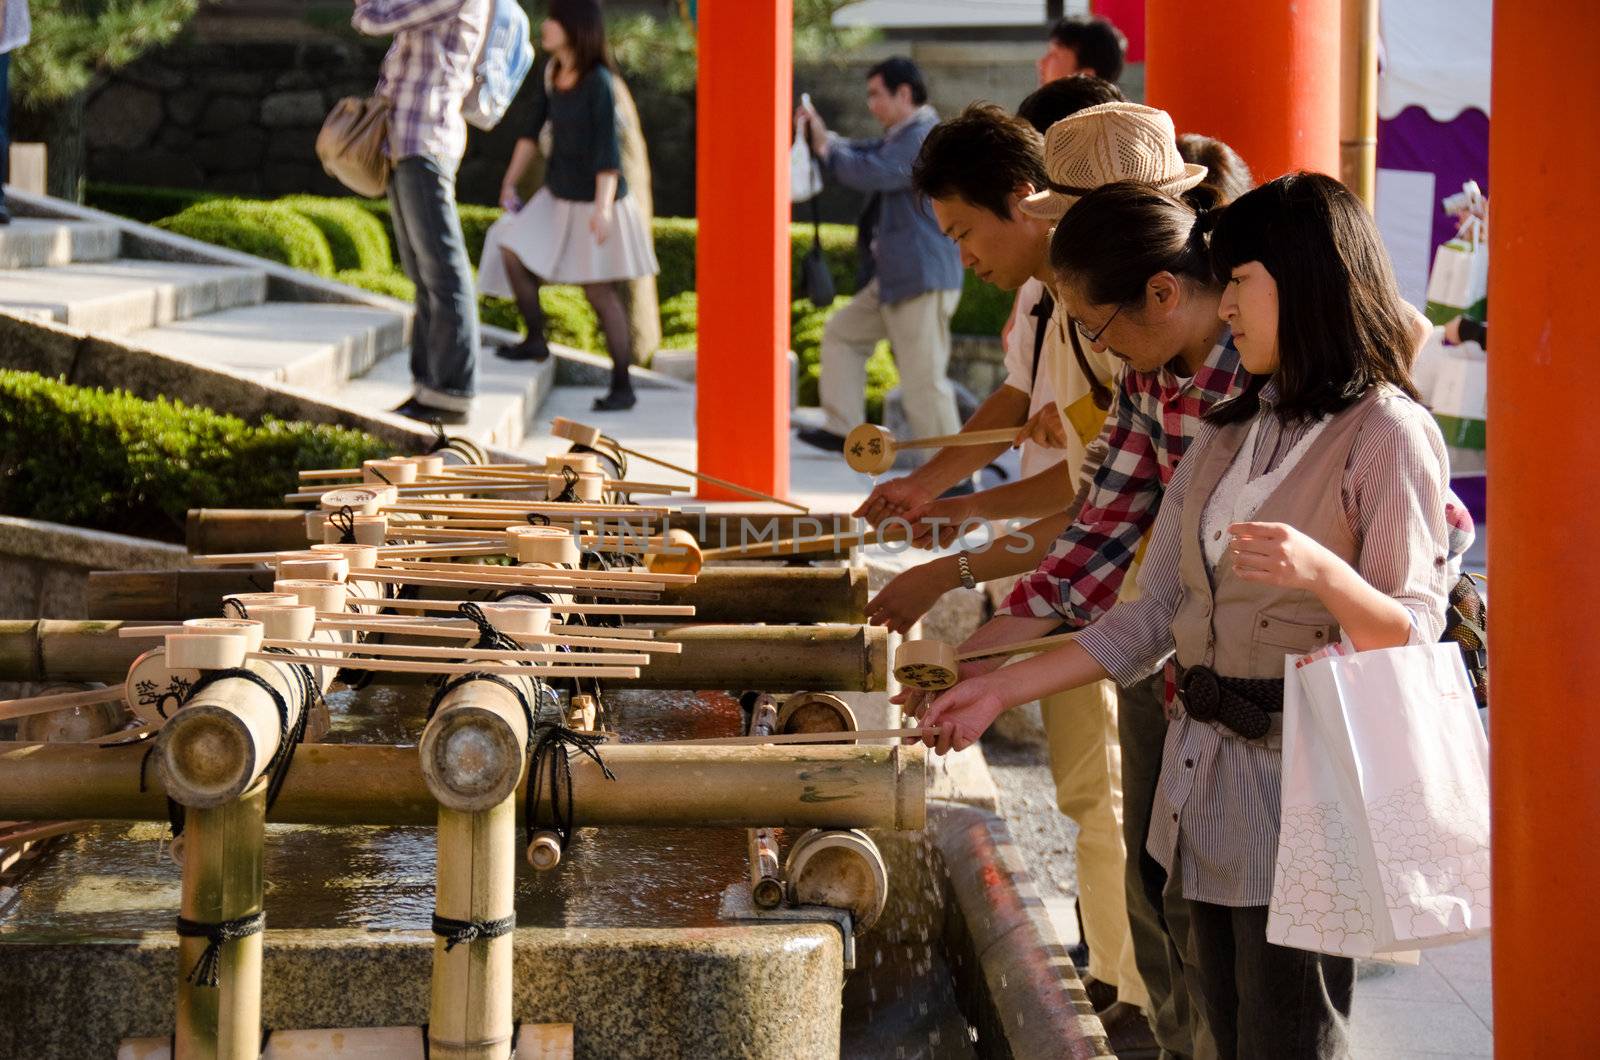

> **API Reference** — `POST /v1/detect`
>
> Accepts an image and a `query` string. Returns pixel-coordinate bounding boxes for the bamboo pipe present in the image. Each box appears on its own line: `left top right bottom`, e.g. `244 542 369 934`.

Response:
0 620 880 689
187 509 307 555
430 801 518 1059
381 499 668 516
156 652 315 808
123 1025 574 1056
747 695 785 908
1340 0 1379 209
420 665 531 1055
602 624 887 692
174 783 267 1060
0 741 927 831
87 566 864 622
550 417 811 513
842 422 1021 475
0 818 93 845
893 633 1076 691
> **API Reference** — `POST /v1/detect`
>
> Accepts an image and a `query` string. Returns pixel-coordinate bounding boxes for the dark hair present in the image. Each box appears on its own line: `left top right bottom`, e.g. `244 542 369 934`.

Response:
1207 172 1420 423
549 0 613 79
912 104 1047 220
1048 16 1127 84
867 56 928 106
1176 133 1254 210
1050 181 1219 309
1016 75 1125 134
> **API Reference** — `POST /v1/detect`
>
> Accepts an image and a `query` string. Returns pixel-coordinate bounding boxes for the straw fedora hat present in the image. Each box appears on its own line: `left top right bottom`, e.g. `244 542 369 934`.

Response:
1019 102 1208 221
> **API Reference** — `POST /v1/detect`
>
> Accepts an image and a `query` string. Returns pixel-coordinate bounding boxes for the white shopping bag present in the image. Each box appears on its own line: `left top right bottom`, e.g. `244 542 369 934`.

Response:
1423 234 1488 325
1269 643 1491 959
1430 347 1488 452
790 125 824 204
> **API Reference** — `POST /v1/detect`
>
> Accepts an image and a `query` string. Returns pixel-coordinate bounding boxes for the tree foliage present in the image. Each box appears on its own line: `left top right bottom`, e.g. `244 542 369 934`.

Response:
14 0 201 110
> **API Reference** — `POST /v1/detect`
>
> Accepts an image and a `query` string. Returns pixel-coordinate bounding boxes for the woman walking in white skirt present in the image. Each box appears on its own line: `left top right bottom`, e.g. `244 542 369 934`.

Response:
479 0 658 411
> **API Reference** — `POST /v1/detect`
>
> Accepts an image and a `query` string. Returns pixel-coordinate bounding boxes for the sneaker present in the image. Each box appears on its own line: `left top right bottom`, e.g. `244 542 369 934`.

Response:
390 398 469 426
591 389 637 412
795 426 848 453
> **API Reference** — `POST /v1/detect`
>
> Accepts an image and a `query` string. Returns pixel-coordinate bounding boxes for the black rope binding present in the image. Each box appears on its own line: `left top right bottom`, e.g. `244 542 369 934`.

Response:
328 504 358 544
222 598 250 620
430 912 516 952
176 911 266 988
525 720 616 854
551 464 581 504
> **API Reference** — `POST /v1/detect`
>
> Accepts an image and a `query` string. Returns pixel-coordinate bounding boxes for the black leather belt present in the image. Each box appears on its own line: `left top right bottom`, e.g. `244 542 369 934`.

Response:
1176 665 1284 740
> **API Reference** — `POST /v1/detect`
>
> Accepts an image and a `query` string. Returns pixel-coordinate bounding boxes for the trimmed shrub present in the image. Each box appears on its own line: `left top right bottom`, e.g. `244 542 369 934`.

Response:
458 204 502 265
657 291 697 349
0 370 390 543
282 196 392 273
336 268 415 302
156 200 336 277
651 217 697 300
85 182 221 223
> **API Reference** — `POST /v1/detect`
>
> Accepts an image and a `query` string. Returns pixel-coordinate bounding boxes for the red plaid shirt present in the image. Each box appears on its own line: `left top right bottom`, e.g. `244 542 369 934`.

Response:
1002 328 1247 623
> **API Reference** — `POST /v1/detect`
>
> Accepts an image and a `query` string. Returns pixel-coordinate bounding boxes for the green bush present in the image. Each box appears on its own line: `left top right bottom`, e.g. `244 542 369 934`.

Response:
86 182 222 223
458 204 502 265
0 370 390 543
651 217 698 300
657 291 697 349
336 268 415 302
156 200 336 277
282 196 392 273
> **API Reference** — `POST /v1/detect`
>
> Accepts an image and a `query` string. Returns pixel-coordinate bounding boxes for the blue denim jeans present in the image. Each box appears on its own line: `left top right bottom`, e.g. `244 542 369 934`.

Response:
387 155 478 410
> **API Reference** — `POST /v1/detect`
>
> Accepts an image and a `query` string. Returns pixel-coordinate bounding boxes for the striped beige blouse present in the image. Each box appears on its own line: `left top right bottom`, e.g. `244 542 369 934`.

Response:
1076 384 1454 906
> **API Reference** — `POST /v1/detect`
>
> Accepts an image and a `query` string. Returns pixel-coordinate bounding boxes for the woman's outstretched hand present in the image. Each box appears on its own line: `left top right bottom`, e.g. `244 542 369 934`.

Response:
915 677 1009 755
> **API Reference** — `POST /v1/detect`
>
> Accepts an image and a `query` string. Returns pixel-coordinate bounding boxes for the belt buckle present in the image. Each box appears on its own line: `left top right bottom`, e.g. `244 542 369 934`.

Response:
1178 666 1220 722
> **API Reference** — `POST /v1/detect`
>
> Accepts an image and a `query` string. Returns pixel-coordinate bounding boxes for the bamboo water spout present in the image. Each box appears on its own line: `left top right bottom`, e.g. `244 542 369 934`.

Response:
0 742 926 830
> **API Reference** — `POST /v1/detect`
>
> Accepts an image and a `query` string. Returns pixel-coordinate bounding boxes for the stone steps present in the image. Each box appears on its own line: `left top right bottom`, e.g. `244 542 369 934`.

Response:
0 219 121 270
122 302 407 388
336 342 559 450
0 260 267 336
0 205 576 452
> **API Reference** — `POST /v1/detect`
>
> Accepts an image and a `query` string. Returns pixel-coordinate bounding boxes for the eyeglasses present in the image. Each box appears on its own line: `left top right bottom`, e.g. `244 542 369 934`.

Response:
1073 303 1123 346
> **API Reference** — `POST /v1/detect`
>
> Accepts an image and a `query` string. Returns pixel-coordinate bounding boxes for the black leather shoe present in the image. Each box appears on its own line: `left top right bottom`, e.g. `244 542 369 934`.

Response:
390 399 470 426
795 426 848 453
591 389 637 412
1081 975 1119 1013
494 335 550 362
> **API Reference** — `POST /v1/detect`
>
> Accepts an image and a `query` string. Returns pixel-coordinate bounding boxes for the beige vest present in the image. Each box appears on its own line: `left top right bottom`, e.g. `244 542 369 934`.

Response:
1171 388 1391 677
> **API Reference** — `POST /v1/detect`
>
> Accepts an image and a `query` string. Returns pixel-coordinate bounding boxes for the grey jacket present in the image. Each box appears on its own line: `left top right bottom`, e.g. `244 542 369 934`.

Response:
825 105 963 305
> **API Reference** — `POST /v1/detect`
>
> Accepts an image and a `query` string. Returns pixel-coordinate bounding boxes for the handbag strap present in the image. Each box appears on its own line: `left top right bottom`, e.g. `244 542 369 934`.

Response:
1029 291 1055 381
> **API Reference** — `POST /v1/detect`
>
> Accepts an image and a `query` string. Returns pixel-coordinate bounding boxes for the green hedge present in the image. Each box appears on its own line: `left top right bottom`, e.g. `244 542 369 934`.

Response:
156 200 337 277
281 196 392 273
0 370 390 542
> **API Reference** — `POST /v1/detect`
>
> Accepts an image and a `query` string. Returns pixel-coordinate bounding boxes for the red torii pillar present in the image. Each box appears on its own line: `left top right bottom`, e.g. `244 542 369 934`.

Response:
1144 0 1340 179
1489 3 1600 1052
694 1 793 502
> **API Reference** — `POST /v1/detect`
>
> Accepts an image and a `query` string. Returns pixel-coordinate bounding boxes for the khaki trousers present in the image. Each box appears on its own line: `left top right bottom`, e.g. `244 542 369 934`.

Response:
1040 678 1150 1011
819 279 962 443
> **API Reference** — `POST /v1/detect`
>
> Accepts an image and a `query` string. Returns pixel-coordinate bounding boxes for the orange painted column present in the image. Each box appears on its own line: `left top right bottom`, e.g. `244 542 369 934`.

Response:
1489 4 1600 1052
694 1 793 502
1144 0 1340 180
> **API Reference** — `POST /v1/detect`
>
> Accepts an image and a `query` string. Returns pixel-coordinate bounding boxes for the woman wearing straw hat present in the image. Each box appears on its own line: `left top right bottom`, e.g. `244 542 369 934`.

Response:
478 0 658 413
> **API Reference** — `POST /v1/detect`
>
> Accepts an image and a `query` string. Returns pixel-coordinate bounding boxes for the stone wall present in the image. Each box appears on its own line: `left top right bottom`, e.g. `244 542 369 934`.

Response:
82 37 1124 223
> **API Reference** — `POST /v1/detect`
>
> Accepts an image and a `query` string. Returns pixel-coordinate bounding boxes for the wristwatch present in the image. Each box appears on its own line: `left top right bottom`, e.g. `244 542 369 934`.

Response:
956 551 977 590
